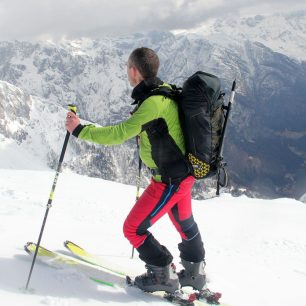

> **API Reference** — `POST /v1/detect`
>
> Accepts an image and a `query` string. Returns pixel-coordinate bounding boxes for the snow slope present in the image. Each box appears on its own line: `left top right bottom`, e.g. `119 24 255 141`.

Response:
0 168 305 306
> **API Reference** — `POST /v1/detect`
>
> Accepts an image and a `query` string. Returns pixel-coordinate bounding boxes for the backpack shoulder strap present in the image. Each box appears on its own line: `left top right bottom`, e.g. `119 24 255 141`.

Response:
149 85 182 101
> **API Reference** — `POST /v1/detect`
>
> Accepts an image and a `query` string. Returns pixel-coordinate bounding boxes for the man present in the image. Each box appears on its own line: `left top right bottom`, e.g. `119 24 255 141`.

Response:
66 47 206 293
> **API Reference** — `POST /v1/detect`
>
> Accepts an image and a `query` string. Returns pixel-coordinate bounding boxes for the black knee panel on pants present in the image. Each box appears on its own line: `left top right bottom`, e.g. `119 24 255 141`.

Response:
178 233 205 263
137 235 173 266
181 218 200 240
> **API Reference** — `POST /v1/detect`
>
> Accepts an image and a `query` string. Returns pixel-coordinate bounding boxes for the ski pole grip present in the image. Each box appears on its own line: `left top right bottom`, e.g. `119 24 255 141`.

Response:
68 104 77 114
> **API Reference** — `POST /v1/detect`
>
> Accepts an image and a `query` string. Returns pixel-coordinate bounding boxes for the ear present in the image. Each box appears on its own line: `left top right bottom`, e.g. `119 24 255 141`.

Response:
131 66 140 78
133 67 144 84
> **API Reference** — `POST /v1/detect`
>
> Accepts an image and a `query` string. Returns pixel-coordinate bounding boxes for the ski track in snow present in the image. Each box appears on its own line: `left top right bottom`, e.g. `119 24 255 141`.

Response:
0 169 306 306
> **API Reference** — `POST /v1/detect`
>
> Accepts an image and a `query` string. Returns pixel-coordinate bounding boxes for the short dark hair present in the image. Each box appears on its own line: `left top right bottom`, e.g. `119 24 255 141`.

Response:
128 47 160 79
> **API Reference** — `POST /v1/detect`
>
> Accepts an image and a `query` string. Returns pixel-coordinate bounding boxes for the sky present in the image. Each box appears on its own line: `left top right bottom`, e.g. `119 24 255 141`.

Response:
0 0 306 40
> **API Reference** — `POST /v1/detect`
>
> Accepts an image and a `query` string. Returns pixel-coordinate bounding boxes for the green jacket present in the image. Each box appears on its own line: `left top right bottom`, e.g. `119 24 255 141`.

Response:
73 80 189 183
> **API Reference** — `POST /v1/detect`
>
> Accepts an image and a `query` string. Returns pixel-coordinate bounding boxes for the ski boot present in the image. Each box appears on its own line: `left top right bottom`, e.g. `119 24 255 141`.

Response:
134 263 179 293
178 259 206 290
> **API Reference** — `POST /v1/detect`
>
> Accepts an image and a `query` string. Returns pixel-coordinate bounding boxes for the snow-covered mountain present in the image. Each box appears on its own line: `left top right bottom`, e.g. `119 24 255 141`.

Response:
0 80 141 191
186 10 306 62
0 81 65 170
0 169 306 306
0 10 306 199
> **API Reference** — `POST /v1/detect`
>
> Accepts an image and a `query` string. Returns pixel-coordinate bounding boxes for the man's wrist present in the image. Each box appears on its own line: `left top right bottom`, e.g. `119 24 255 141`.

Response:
72 124 84 137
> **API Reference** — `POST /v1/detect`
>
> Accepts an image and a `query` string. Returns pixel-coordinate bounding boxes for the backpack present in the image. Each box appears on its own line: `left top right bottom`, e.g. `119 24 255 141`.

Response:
149 71 236 193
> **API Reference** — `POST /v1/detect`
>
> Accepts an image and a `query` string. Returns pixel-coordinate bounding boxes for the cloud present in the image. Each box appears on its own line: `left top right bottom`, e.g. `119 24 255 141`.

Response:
0 0 305 40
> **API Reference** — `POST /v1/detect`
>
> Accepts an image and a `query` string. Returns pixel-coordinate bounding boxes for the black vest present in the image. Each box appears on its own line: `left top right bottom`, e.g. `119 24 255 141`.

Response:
131 78 190 184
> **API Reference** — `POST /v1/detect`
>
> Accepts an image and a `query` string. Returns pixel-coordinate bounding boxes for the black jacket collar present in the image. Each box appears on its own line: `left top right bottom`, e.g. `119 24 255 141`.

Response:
131 77 163 105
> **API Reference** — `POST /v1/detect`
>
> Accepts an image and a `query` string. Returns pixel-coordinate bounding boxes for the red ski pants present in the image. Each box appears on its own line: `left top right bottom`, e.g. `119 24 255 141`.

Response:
123 176 196 248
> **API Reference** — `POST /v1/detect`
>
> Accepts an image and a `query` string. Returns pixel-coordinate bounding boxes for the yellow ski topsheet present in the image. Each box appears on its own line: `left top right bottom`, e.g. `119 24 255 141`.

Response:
25 242 87 266
64 240 126 276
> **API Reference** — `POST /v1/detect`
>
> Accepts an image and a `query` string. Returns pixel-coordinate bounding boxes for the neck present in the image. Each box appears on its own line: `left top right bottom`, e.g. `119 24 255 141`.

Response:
131 77 163 104
133 76 144 87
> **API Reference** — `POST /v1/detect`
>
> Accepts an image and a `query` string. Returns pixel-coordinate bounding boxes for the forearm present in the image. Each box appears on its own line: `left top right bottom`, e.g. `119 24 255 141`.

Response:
72 122 140 145
71 97 159 145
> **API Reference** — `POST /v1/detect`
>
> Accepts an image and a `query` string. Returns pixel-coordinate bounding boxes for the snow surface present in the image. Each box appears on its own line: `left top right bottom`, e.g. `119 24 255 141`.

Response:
0 168 306 306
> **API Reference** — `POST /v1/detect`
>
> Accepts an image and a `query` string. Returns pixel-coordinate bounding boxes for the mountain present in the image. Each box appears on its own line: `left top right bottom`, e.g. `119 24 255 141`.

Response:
188 10 306 62
0 11 305 199
0 80 140 188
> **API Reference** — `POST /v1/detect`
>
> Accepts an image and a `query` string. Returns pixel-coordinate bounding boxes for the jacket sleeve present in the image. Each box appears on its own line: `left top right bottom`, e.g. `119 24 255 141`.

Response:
73 97 160 145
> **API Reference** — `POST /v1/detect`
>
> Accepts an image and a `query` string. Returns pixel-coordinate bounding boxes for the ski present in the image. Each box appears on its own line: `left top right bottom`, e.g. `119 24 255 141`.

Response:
63 240 125 277
24 242 197 306
24 242 126 287
64 240 223 305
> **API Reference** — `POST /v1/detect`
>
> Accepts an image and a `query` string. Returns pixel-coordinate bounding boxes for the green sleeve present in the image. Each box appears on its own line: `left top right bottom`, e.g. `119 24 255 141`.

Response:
77 97 160 145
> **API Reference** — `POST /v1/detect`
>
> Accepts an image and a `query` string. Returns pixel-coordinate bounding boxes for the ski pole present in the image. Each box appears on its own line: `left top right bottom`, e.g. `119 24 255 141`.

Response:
131 136 142 259
216 80 237 196
25 104 77 290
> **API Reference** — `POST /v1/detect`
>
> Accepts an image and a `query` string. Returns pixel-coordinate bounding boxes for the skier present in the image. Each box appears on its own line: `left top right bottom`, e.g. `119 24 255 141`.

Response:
66 47 206 293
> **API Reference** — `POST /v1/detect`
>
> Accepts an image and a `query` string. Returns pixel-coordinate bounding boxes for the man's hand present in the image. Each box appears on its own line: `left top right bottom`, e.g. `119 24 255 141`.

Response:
66 111 80 133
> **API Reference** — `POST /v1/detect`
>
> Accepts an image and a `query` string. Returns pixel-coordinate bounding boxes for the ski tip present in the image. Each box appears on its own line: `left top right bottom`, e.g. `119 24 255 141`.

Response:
64 240 84 250
24 242 35 253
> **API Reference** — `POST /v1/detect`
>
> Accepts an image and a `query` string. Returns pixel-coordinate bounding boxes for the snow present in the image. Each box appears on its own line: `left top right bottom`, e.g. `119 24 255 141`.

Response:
174 10 306 62
300 193 306 204
0 135 47 170
0 167 306 306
